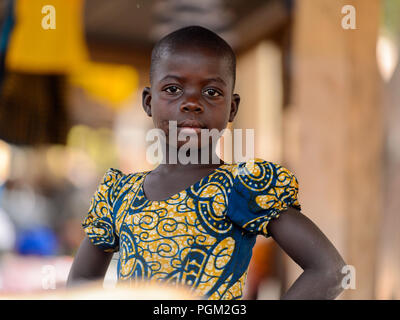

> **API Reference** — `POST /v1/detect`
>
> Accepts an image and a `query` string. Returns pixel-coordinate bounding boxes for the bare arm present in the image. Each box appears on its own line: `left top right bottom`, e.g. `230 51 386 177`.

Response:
267 207 346 299
66 236 114 288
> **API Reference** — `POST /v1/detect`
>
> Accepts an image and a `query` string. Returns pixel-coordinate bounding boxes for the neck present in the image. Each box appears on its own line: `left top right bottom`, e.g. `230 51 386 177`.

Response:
158 143 224 170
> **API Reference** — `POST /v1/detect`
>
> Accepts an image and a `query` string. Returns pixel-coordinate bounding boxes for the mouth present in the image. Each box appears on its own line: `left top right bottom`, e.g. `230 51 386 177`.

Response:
177 119 206 129
176 120 206 134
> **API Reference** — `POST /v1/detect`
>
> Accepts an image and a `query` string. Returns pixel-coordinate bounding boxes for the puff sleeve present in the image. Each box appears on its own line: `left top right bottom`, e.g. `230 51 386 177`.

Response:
227 158 301 238
82 168 124 252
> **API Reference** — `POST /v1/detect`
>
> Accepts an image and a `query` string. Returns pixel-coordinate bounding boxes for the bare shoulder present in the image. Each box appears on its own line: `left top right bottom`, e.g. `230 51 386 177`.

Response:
267 206 346 272
267 206 319 238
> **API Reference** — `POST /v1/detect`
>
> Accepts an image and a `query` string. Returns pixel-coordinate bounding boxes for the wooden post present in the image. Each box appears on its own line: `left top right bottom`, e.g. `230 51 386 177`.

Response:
235 40 283 163
376 61 400 299
235 40 285 299
285 0 383 299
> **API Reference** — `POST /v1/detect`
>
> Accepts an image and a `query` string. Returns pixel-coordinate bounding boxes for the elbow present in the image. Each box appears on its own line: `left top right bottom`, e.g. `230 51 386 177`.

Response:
66 276 99 290
324 259 347 299
66 271 98 289
66 270 90 289
66 273 80 289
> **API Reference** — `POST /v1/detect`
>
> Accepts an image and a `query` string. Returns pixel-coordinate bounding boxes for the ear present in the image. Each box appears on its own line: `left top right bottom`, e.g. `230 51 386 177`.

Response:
228 93 240 122
142 87 152 117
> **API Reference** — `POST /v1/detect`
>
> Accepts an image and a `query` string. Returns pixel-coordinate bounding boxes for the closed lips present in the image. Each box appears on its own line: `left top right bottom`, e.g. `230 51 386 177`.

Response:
177 120 205 128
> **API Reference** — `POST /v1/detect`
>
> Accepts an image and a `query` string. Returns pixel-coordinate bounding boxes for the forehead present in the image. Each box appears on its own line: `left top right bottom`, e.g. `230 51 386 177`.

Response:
154 47 232 84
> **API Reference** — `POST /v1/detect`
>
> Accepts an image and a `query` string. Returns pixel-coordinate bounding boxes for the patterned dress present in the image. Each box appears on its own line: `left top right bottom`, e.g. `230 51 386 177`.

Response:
82 158 301 300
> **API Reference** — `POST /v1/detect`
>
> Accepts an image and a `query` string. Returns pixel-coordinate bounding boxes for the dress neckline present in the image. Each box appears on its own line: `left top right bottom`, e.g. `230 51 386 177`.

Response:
140 163 233 202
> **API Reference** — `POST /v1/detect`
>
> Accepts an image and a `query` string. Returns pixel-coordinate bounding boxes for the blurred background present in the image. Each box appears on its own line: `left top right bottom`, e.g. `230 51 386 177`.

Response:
0 0 398 299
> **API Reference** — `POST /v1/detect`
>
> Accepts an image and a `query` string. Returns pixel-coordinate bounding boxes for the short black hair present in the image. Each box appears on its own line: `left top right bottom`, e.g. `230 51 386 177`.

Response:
150 25 236 91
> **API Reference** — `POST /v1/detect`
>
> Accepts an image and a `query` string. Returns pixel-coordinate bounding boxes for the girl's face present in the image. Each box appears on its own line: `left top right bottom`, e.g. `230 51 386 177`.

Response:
142 46 240 149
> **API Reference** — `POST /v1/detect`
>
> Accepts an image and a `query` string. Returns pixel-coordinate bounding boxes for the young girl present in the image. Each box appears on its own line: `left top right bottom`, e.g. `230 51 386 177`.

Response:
67 26 346 300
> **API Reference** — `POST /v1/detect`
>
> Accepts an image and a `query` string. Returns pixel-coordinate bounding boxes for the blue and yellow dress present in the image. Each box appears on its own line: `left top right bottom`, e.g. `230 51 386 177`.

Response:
82 158 301 300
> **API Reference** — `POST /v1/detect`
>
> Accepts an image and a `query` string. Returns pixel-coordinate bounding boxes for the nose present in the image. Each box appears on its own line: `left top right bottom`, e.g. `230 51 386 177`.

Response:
180 96 204 113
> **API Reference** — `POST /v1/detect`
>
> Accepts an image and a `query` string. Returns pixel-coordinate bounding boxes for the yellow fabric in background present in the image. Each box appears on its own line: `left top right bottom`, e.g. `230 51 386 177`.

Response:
6 0 88 74
69 62 139 107
5 0 138 109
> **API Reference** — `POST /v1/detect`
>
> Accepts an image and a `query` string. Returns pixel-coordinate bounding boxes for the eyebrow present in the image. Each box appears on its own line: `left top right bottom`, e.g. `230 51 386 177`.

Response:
159 75 227 86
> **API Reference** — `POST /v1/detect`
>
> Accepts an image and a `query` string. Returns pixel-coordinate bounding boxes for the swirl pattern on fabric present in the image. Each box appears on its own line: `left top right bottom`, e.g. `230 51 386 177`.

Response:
82 158 301 299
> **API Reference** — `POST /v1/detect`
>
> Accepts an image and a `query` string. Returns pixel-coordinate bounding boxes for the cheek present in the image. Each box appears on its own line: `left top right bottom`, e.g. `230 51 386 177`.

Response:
150 99 167 127
151 109 173 135
209 104 231 130
152 117 170 134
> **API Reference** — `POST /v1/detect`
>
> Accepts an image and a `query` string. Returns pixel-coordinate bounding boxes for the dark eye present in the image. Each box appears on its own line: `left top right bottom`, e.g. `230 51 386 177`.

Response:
164 86 182 94
204 88 221 97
